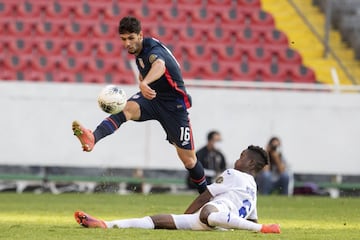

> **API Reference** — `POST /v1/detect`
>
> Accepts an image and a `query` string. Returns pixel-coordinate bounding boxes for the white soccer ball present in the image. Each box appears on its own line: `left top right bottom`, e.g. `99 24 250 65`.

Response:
97 85 127 114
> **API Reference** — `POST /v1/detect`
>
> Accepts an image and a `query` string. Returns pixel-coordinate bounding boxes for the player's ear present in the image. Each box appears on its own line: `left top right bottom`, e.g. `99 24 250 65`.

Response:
139 30 143 40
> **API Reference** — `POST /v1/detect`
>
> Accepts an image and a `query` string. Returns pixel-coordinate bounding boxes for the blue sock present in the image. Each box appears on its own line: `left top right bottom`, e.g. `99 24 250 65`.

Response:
93 112 127 143
187 161 207 194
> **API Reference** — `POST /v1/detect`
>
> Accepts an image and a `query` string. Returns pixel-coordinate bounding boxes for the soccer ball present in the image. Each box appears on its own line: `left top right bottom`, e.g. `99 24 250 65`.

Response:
97 85 127 114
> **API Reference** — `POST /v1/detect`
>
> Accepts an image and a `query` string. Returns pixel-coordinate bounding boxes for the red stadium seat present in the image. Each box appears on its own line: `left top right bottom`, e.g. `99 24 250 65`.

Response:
92 20 117 39
111 73 136 85
103 2 138 21
73 2 103 20
103 2 121 21
66 39 95 57
157 7 188 23
63 20 92 38
177 0 203 4
207 5 245 29
260 63 291 82
35 37 66 56
31 55 59 72
81 71 109 84
188 7 217 25
53 71 78 83
45 1 72 19
217 10 246 26
22 69 49 82
6 19 36 36
264 29 289 47
87 57 116 73
0 18 7 35
208 0 233 5
232 62 261 81
250 10 275 27
205 61 238 80
0 0 16 17
236 27 261 44
242 46 272 63
86 0 113 3
5 37 36 54
179 42 212 61
276 48 302 65
210 43 242 61
180 60 204 79
238 0 261 8
175 24 206 43
3 54 31 71
206 27 236 44
35 19 64 37
146 24 177 43
16 0 43 18
96 39 122 57
0 66 19 80
288 65 316 83
58 56 87 73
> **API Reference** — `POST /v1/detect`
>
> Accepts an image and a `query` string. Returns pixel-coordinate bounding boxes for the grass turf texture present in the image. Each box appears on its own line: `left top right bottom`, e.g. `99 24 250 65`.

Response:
0 193 359 240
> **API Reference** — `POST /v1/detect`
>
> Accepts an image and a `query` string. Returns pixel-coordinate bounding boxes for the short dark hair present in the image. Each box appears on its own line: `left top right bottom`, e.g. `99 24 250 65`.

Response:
207 130 220 141
247 145 269 172
118 16 141 34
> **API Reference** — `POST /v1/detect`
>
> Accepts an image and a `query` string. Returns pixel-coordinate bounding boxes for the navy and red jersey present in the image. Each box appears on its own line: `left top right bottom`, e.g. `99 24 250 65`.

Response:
135 38 191 109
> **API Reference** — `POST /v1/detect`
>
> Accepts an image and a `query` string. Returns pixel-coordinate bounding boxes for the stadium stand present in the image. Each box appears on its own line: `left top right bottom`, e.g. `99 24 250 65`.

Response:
263 0 358 85
0 0 319 83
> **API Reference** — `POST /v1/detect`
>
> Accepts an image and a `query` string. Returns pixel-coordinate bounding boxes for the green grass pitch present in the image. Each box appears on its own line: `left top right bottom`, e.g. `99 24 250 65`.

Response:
0 193 359 240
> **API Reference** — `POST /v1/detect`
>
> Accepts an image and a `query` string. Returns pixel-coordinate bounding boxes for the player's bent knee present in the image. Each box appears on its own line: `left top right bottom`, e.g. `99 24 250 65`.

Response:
123 101 141 121
199 205 218 226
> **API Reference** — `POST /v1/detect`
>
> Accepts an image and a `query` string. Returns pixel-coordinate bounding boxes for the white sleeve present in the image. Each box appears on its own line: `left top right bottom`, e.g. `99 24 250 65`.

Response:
207 169 234 197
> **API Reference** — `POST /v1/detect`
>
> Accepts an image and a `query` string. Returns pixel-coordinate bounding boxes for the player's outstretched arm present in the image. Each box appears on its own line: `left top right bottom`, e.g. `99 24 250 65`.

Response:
184 189 212 214
140 59 165 99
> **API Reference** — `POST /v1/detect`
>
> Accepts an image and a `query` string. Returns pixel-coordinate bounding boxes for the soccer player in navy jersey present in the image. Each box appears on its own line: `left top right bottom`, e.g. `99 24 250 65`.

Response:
72 16 207 193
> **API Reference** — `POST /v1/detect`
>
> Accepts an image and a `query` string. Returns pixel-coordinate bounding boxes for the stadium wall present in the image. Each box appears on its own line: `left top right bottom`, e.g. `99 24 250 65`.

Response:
1 82 360 175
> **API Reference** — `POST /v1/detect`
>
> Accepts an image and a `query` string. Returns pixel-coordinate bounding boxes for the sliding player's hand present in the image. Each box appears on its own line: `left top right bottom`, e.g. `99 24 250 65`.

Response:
139 81 157 100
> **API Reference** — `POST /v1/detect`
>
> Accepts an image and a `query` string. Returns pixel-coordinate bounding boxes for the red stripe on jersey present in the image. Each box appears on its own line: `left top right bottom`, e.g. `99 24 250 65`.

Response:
106 117 118 129
191 175 206 184
164 69 191 109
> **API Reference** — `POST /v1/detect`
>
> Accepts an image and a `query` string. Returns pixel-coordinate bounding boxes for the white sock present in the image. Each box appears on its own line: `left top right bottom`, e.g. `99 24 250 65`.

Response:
105 216 155 229
207 212 262 232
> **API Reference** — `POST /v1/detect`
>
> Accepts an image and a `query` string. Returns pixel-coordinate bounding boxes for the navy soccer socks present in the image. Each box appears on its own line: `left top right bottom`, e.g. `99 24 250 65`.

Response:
93 112 127 143
187 161 207 194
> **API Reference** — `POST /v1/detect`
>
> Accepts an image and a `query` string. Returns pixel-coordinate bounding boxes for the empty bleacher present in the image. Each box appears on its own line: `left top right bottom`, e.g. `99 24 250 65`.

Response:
0 0 317 83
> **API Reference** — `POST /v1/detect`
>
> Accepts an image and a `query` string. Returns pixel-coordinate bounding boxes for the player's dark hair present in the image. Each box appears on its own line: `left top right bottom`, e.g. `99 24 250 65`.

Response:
118 16 141 34
247 145 269 172
207 130 220 141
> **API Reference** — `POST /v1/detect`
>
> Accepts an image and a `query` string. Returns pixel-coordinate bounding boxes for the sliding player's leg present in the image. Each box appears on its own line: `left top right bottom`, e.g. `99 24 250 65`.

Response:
106 214 208 230
74 211 207 230
199 203 280 233
72 96 143 152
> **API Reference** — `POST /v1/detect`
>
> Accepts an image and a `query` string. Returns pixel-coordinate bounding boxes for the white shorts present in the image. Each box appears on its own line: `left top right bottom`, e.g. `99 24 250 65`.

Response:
171 199 234 231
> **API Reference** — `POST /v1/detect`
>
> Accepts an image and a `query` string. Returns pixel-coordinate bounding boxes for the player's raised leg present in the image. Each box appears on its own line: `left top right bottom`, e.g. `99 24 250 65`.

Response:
176 146 207 194
72 101 141 152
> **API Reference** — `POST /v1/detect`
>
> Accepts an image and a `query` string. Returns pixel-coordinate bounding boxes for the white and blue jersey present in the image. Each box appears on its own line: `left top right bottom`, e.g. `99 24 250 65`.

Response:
207 169 258 220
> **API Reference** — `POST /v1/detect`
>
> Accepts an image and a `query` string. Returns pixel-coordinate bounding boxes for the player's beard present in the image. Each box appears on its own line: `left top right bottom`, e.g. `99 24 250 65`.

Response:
127 47 136 54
